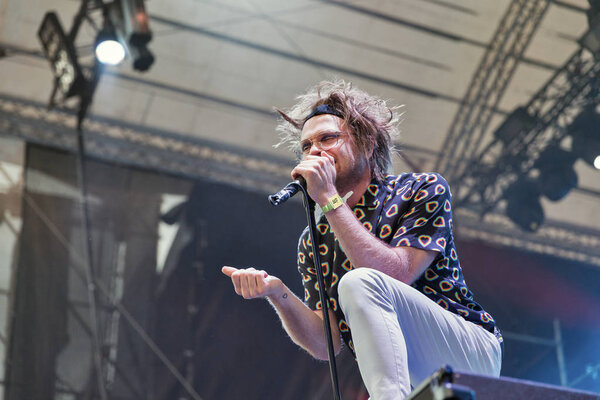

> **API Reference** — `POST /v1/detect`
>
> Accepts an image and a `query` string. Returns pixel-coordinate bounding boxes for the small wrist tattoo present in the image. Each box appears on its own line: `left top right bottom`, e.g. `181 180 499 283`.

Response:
282 293 288 299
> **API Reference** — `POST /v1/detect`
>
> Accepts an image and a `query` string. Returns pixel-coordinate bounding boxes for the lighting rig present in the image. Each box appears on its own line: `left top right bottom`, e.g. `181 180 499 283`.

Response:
435 0 550 180
37 0 154 128
438 1 600 232
34 2 154 398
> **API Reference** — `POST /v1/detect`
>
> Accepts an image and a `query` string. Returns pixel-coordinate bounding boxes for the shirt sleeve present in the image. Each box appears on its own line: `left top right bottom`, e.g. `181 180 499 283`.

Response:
389 173 452 254
296 227 319 310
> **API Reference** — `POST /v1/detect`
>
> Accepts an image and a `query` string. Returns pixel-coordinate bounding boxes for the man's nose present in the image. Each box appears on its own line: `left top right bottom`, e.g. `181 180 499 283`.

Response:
308 142 321 156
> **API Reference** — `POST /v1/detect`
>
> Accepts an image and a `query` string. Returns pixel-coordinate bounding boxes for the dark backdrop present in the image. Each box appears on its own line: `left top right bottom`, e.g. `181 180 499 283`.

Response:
5 144 599 399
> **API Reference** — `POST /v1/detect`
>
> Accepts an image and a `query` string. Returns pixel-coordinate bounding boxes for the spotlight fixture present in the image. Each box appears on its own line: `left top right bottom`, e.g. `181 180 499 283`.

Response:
37 12 86 100
568 105 600 170
94 28 126 65
504 178 544 232
493 107 536 145
534 147 578 201
37 0 154 128
107 0 154 71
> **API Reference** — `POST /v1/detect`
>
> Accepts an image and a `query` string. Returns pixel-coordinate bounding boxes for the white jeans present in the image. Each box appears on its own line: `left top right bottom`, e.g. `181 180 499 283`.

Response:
338 268 502 400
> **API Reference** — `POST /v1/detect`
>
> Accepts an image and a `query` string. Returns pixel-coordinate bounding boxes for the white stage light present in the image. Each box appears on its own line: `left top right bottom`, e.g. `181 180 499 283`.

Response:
95 39 125 65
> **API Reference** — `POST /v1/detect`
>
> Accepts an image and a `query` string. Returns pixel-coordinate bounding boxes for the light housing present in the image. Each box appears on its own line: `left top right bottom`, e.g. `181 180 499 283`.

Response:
107 0 154 71
37 12 86 100
568 105 600 169
505 178 544 232
494 107 537 145
534 147 578 201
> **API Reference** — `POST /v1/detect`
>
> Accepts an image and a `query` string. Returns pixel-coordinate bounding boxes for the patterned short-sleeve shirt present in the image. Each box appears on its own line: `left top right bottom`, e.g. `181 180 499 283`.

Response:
297 173 498 356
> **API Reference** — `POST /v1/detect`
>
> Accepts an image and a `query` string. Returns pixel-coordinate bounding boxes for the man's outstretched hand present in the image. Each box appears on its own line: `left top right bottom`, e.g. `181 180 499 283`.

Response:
222 266 284 299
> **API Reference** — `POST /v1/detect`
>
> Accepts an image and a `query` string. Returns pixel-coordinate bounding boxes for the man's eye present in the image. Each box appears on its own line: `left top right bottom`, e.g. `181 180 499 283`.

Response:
301 143 311 152
320 135 338 144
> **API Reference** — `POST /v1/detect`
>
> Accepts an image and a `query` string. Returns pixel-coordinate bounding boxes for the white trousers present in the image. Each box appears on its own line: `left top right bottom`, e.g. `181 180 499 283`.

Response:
337 268 502 400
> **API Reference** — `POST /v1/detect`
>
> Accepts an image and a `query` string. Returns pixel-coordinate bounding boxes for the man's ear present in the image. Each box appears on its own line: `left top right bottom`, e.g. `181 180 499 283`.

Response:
366 138 375 159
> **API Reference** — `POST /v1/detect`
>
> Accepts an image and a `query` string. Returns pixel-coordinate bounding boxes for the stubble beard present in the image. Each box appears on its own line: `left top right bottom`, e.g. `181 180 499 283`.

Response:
335 155 371 196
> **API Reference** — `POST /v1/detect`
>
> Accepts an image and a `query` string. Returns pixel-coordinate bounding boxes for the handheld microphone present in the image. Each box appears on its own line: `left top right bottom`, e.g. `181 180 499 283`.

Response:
268 176 306 206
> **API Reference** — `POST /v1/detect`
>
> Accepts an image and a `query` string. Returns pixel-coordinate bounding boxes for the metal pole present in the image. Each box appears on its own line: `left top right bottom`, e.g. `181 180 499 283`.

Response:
287 182 342 400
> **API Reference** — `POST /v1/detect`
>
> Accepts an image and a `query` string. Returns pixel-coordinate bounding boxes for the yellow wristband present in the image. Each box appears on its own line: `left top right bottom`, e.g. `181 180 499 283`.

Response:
321 194 344 213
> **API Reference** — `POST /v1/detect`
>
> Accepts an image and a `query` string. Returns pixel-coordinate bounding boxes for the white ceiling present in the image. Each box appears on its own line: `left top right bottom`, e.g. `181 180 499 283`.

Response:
0 0 599 234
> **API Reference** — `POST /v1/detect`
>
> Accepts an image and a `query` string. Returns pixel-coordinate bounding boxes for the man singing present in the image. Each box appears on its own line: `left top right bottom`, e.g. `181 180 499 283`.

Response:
222 80 502 399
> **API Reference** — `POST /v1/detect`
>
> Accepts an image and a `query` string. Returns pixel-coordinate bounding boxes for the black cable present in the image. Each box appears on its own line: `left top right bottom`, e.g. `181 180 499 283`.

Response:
75 122 109 400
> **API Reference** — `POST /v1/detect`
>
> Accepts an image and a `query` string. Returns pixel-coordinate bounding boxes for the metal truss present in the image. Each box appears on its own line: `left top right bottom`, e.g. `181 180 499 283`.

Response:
435 40 600 267
433 0 600 268
454 46 600 211
436 0 550 180
2 93 600 267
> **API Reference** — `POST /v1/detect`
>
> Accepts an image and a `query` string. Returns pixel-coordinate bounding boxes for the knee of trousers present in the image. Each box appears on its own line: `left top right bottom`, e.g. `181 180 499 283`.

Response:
338 268 385 312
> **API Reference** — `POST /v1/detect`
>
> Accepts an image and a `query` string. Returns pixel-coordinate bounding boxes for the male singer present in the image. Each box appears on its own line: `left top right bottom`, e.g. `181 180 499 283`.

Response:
222 80 502 399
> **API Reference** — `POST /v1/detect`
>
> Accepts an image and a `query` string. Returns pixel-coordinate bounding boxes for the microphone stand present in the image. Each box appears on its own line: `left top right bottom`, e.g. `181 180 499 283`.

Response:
269 181 342 400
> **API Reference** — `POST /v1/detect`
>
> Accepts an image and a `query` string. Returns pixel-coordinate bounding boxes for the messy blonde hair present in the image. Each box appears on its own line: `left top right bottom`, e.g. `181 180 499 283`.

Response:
275 79 402 181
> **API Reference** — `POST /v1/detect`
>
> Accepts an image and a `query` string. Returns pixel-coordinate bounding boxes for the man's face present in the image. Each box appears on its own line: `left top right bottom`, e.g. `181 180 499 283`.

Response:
300 114 370 193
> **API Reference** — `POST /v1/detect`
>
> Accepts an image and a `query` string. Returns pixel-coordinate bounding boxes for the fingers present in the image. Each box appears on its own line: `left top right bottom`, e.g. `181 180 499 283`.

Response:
241 267 257 298
221 266 238 277
230 268 242 296
223 266 271 299
254 270 269 293
292 155 338 205
291 154 335 180
320 151 335 165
